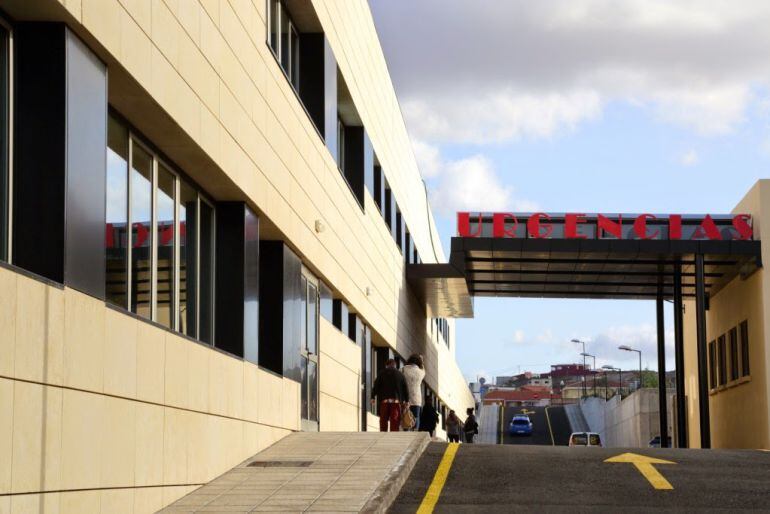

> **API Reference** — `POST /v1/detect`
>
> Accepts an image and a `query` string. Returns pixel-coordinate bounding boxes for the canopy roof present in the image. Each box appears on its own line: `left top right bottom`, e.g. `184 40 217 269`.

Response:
407 213 762 318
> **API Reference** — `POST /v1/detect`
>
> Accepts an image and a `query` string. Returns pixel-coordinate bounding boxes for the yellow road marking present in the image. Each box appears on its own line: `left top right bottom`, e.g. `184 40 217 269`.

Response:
417 443 460 514
544 407 555 446
605 452 676 490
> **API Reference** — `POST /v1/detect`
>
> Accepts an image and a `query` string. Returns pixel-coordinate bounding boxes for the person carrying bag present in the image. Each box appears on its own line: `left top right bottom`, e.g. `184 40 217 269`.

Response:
401 405 416 430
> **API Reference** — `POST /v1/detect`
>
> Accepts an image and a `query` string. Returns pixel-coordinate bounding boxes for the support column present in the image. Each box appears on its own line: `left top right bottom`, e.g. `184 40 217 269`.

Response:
656 292 669 448
695 253 711 448
673 263 688 448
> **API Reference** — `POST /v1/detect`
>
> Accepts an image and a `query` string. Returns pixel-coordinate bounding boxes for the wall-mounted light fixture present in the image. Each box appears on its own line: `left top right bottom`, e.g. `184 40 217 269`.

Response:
314 219 325 233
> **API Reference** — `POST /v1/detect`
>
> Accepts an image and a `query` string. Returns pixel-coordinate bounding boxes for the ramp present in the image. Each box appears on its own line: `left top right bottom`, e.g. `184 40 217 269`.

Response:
160 432 428 513
477 404 499 443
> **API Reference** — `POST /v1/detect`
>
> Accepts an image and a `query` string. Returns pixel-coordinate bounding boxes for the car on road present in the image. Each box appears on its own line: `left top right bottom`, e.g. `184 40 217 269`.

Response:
509 415 533 436
568 432 602 447
648 436 672 448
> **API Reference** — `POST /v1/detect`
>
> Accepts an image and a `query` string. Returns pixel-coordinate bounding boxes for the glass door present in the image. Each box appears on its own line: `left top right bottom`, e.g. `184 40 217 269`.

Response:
300 269 319 431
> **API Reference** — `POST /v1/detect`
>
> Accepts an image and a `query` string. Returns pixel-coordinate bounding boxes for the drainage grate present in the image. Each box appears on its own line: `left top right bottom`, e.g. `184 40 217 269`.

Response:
247 460 313 468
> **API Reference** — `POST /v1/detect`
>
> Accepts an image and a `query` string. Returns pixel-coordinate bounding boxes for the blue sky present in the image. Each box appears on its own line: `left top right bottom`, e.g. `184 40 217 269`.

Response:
370 0 770 382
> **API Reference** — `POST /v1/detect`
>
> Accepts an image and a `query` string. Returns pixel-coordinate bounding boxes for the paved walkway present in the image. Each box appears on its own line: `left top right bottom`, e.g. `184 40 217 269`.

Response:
160 432 429 513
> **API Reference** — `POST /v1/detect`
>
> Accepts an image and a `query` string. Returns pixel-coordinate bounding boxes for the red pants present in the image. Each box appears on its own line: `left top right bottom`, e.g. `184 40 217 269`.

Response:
379 401 401 432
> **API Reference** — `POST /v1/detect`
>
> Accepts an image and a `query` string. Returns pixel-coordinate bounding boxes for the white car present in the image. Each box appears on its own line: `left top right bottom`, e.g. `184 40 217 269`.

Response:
569 432 602 447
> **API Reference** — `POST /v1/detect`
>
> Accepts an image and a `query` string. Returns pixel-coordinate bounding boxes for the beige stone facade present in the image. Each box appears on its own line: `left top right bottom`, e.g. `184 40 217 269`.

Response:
0 0 474 512
683 180 770 449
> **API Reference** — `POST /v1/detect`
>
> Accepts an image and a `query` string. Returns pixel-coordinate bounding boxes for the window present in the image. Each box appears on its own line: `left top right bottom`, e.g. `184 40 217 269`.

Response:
708 340 716 389
337 117 346 171
0 23 10 262
267 0 300 90
717 335 727 386
729 327 739 382
740 320 750 377
107 115 215 342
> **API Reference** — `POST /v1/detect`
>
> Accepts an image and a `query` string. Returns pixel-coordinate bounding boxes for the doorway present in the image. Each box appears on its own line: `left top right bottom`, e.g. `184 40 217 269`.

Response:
300 267 319 431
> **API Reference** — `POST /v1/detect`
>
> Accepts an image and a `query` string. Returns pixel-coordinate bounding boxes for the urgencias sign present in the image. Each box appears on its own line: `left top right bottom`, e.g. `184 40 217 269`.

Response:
457 212 753 240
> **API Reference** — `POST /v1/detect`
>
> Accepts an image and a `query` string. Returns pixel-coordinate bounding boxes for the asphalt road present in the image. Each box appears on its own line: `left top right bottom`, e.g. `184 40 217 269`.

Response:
502 406 572 446
391 443 770 513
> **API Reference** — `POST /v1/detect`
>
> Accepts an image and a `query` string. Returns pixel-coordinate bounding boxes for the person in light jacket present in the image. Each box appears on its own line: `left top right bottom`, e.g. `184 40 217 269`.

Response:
402 354 426 430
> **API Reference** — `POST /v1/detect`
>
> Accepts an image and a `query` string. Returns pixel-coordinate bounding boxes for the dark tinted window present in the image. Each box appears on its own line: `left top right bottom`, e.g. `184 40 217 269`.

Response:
740 320 750 377
717 335 727 386
571 434 588 445
512 418 529 425
199 201 215 344
0 25 9 262
729 327 739 381
708 340 716 389
589 434 601 446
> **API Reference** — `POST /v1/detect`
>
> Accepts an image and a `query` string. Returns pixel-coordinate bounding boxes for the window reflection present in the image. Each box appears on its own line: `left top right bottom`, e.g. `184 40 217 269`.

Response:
107 115 216 343
156 165 175 328
179 180 197 338
106 117 129 308
130 143 153 319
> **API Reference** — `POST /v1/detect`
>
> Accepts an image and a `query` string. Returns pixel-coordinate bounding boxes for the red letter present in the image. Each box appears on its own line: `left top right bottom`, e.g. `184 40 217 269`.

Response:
597 214 622 239
458 212 483 237
669 215 682 240
493 213 519 238
633 214 659 240
527 213 553 239
693 214 722 240
133 222 149 248
732 214 753 240
105 223 114 249
565 213 588 239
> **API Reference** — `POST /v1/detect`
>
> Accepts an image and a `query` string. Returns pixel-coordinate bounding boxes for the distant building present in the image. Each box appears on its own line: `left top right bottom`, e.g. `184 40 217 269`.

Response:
482 388 560 407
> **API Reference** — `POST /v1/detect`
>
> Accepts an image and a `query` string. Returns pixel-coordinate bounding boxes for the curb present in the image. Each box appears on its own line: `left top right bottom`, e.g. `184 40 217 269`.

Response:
360 433 431 514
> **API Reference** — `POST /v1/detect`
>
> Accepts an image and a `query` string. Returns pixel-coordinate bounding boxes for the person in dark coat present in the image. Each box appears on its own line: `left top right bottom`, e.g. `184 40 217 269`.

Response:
464 407 479 443
419 402 440 437
371 359 409 431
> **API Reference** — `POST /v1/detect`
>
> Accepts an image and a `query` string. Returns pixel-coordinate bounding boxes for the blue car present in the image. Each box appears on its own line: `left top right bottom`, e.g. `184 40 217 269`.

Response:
509 415 533 436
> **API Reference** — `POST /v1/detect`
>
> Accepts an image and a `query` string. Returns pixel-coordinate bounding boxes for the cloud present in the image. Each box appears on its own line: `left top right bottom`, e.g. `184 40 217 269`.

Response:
371 0 770 143
428 153 539 216
588 323 674 370
679 149 699 167
403 90 602 144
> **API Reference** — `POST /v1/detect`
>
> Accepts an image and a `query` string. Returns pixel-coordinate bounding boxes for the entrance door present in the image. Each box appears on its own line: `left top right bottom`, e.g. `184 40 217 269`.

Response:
300 269 319 431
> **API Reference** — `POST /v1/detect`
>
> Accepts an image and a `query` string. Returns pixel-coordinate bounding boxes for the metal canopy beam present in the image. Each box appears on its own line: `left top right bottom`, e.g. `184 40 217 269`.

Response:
657 291 669 448
673 263 688 448
695 253 711 448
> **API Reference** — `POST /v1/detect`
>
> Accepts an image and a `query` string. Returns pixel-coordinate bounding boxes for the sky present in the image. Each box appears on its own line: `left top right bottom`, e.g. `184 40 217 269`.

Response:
369 0 770 383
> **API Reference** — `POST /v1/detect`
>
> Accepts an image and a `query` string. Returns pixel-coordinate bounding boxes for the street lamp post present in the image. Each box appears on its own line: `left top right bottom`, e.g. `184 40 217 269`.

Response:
602 365 621 399
619 345 642 391
571 339 587 398
581 352 596 397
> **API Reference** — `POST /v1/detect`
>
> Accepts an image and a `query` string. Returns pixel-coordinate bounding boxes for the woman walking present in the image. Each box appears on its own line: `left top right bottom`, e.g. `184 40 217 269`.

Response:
402 354 426 430
446 410 463 443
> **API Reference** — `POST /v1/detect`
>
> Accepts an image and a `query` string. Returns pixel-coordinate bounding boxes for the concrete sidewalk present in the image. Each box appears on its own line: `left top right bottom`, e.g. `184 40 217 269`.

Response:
160 432 429 513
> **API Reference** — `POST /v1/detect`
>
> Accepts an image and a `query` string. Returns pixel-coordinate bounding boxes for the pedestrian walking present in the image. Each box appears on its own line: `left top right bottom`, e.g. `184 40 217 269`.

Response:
371 358 409 432
464 407 479 443
402 354 426 430
446 410 463 443
419 401 440 438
